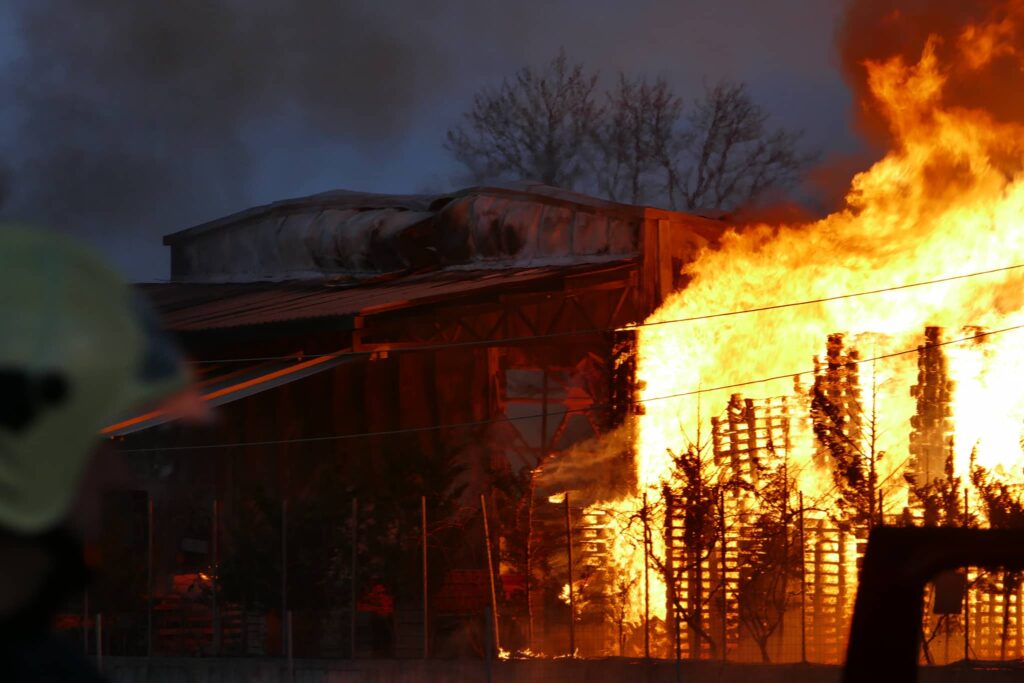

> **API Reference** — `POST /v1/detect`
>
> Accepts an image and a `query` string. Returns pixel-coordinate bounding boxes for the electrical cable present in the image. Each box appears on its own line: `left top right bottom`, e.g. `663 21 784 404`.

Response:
182 261 1024 365
114 321 1024 452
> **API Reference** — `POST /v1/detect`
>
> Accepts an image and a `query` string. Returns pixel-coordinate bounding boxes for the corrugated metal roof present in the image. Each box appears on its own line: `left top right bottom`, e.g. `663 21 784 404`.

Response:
140 260 636 332
162 182 683 246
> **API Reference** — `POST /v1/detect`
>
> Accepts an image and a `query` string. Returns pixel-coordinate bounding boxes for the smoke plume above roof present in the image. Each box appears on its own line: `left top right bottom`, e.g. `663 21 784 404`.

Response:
0 0 447 239
0 0 855 278
838 0 1024 143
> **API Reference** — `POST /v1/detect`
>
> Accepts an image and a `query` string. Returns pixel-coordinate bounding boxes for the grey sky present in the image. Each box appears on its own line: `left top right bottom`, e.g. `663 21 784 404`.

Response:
0 0 863 280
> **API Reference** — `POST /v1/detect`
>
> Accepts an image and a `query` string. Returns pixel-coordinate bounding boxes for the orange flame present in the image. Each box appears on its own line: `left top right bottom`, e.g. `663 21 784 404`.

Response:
603 0 1024 659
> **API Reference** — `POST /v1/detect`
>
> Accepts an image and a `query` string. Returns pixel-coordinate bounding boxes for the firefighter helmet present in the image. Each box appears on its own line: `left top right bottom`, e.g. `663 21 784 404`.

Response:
0 225 186 533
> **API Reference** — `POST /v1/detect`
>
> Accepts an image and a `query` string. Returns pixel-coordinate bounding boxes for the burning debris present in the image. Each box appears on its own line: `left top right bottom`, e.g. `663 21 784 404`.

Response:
574 0 1024 663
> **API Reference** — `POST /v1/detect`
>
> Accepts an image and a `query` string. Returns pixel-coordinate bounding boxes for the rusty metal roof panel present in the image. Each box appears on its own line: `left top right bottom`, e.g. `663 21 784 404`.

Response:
161 183 728 283
139 261 636 332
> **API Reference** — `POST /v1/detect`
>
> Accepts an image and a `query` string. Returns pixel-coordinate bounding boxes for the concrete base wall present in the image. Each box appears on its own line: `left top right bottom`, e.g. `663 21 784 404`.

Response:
102 657 1024 683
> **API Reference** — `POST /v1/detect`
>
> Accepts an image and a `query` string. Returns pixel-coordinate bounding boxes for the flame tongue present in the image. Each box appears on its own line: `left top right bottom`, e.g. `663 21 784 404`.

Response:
606 0 1024 659
641 4 1024 501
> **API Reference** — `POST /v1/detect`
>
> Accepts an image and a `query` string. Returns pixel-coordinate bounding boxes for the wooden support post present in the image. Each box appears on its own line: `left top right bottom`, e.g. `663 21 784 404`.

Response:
643 492 651 660
565 492 576 657
351 498 358 659
481 494 501 655
799 491 807 664
147 494 154 658
422 495 429 659
720 490 727 662
964 488 970 663
530 372 549 654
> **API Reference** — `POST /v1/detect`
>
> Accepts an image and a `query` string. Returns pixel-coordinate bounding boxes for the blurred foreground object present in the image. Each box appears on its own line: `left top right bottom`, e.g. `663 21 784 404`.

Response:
0 226 189 533
0 225 191 680
843 526 1024 683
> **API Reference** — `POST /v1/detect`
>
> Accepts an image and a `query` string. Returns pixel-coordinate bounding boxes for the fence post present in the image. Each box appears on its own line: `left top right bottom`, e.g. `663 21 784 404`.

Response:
799 491 807 664
422 494 429 659
96 613 103 673
281 498 288 657
147 494 153 658
643 492 650 660
212 498 220 655
964 488 970 663
525 472 536 653
287 610 294 683
719 490 727 662
565 492 576 657
351 497 358 659
481 494 501 655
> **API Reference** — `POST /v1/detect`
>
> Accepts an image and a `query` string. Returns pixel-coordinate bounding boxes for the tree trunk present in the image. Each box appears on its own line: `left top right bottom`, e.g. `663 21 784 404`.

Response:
920 621 933 665
757 636 772 663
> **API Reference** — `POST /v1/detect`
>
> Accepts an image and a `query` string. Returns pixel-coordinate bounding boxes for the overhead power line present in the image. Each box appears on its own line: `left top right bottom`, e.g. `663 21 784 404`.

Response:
183 261 1024 365
114 322 1024 453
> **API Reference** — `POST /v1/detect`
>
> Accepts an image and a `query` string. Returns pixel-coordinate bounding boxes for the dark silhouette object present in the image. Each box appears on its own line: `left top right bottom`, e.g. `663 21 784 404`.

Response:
843 526 1024 683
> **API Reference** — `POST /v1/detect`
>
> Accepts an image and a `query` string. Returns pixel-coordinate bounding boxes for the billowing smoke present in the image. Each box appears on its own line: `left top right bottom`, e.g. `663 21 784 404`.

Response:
839 0 1024 143
1 0 447 242
534 426 635 505
0 0 855 278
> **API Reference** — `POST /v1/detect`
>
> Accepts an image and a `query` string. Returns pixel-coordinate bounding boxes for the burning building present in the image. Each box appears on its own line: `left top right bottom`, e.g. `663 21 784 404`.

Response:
95 182 721 657
85 1 1024 665
586 0 1024 666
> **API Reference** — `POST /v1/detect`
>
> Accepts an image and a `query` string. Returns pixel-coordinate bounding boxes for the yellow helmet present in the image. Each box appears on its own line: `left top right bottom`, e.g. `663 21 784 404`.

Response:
0 225 186 534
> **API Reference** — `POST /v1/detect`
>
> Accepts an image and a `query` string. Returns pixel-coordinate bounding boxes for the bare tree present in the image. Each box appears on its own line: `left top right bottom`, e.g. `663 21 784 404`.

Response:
606 567 642 656
906 441 973 528
445 53 814 209
657 432 749 659
593 75 683 205
444 50 601 189
667 81 812 211
737 442 802 662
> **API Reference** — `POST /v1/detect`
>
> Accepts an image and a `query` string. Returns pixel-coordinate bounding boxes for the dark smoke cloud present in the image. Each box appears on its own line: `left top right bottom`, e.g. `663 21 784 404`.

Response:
838 0 1024 142
1 0 447 241
0 0 859 277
